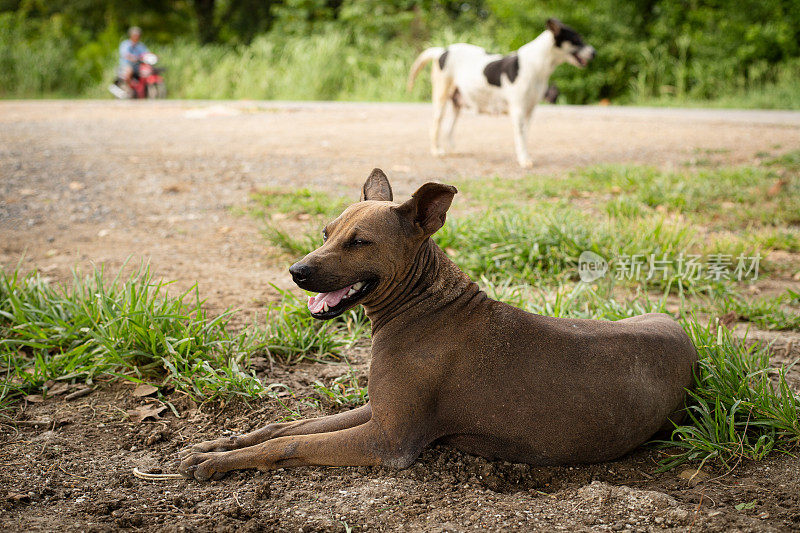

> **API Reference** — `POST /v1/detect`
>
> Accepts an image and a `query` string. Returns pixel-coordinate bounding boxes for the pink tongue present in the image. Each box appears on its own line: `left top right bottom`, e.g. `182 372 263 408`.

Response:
307 285 352 313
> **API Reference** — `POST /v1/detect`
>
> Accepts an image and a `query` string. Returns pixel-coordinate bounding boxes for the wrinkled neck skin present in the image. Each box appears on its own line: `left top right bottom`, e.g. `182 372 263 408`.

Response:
363 238 482 337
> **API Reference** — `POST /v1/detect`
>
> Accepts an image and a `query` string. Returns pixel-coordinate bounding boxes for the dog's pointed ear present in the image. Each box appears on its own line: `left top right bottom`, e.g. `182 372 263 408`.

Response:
394 182 457 236
360 168 393 202
547 18 562 36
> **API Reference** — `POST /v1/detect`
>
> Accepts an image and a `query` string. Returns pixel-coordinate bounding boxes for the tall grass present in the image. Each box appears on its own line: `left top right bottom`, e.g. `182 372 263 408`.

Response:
0 264 375 410
434 207 696 287
2 8 799 109
0 265 263 403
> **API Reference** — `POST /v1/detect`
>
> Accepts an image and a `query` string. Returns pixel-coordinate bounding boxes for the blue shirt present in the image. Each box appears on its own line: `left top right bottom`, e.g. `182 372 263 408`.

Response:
119 39 149 67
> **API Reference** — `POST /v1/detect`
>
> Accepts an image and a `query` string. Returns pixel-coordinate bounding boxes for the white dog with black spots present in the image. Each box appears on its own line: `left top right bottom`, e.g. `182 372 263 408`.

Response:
408 18 596 168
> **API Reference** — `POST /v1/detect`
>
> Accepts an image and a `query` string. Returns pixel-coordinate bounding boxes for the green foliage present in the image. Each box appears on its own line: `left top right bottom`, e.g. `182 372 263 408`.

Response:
2 0 799 107
0 13 103 96
0 266 371 410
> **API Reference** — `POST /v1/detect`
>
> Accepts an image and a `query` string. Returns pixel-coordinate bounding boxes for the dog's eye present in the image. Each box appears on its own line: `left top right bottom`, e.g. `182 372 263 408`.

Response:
322 229 328 242
349 238 370 247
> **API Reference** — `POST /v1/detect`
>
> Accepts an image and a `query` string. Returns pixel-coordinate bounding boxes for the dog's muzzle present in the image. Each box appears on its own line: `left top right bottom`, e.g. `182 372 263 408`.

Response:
573 46 596 67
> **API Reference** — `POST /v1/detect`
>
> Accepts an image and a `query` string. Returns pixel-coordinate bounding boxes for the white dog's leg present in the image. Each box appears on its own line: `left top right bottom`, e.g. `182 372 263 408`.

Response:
430 98 449 156
444 100 461 153
511 105 534 168
429 69 452 157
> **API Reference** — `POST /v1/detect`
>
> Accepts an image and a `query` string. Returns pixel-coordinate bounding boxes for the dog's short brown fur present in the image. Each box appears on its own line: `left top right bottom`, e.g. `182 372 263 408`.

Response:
178 169 698 481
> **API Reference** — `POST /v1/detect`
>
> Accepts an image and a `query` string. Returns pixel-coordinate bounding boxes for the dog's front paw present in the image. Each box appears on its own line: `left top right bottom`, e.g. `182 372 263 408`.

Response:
517 158 533 169
178 452 227 481
178 436 241 460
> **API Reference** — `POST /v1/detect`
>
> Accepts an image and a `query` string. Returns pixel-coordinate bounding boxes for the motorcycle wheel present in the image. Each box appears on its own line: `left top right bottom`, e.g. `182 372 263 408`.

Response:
147 82 167 99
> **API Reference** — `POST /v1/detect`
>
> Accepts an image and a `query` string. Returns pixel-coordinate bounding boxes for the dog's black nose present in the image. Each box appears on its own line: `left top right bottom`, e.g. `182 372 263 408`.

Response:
289 263 313 283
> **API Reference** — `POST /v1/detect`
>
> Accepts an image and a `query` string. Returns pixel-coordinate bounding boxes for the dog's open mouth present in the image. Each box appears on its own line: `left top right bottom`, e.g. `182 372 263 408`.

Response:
307 279 376 319
572 53 588 67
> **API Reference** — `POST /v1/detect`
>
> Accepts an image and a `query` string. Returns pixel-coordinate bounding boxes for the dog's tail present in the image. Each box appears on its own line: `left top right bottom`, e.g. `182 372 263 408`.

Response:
407 46 445 92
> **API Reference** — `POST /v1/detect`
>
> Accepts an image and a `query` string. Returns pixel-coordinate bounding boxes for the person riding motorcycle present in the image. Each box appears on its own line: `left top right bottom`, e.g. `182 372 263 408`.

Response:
109 26 165 99
119 26 149 83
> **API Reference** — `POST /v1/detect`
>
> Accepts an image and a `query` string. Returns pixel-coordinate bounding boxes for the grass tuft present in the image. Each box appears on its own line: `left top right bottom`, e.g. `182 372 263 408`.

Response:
249 188 348 219
256 286 356 365
0 265 263 406
656 320 800 471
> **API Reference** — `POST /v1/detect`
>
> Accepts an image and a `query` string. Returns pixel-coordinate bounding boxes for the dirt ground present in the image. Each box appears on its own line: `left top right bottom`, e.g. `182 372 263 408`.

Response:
1 100 800 532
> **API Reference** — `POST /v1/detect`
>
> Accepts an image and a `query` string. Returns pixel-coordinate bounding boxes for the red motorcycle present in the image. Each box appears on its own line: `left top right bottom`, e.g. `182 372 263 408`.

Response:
109 53 166 99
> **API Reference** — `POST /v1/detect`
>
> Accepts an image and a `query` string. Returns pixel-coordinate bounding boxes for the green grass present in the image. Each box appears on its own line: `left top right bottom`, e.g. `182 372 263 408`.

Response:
244 187 341 258
656 321 800 471
433 205 740 290
311 366 368 409
0 265 264 405
249 188 349 219
765 149 800 171
458 162 800 233
263 225 321 257
0 265 365 409
714 292 800 332
256 286 358 364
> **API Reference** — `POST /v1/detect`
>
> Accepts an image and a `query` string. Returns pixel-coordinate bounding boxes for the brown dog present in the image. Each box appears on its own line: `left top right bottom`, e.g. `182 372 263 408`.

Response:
178 169 697 481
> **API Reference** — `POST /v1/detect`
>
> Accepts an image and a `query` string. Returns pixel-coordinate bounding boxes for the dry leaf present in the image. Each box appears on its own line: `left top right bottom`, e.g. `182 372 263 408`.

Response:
132 384 159 398
127 405 167 423
678 468 710 486
47 382 72 396
162 182 190 193
6 492 30 504
68 181 85 191
767 178 787 197
718 311 738 329
65 387 93 401
24 395 44 403
249 356 270 372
